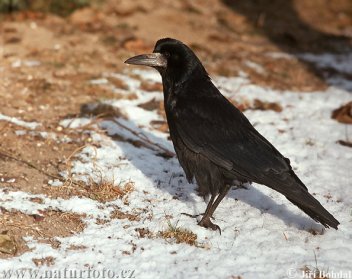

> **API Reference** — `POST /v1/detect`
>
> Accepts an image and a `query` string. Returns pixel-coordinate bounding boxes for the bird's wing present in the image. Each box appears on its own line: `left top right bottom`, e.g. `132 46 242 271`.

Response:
173 87 296 185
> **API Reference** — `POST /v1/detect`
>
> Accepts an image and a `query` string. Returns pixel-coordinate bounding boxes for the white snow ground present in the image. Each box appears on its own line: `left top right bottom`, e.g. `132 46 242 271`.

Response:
0 54 351 279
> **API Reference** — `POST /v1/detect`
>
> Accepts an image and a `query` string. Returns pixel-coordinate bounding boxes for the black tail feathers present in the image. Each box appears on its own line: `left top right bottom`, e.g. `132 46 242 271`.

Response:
287 195 340 229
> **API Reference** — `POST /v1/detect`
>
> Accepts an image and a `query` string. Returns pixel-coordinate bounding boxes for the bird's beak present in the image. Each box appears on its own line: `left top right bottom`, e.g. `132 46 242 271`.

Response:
124 53 167 68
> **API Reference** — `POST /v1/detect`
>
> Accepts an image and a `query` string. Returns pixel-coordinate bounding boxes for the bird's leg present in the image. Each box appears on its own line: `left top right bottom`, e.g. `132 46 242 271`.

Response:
198 185 231 234
207 184 231 218
182 194 217 218
202 193 216 218
197 193 217 229
181 194 216 219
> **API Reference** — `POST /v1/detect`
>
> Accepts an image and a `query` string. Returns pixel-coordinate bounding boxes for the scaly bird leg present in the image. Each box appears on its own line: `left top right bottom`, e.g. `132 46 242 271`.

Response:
181 194 216 219
198 185 231 234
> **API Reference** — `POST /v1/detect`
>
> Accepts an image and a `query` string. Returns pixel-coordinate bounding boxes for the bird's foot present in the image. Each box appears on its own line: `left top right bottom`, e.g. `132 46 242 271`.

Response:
181 212 215 220
181 212 201 218
198 217 221 235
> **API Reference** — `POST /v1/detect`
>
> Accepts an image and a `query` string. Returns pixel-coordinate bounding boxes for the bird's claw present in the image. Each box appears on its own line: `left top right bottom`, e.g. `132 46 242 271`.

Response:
198 217 222 235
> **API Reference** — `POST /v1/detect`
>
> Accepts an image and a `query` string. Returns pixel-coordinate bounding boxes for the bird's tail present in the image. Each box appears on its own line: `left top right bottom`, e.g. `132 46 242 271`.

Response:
286 196 339 229
271 173 340 229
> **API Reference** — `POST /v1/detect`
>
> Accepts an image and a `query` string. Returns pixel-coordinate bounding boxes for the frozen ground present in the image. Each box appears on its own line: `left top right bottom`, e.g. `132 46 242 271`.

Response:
0 54 351 279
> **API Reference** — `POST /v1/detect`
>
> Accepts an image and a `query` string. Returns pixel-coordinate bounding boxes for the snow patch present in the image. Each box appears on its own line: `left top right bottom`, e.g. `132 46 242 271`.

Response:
0 114 40 129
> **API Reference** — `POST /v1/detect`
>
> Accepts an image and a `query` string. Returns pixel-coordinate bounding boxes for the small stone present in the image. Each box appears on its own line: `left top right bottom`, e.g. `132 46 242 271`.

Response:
0 233 17 255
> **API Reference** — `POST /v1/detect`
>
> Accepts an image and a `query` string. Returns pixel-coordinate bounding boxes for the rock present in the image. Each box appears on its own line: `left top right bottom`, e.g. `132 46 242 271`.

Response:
0 232 17 255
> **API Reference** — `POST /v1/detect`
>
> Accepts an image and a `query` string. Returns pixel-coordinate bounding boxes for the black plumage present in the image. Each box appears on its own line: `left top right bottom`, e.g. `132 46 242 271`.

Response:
125 38 339 232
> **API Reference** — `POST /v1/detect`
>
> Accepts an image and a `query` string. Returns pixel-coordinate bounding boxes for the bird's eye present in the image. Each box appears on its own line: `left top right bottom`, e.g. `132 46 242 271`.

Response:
163 52 171 58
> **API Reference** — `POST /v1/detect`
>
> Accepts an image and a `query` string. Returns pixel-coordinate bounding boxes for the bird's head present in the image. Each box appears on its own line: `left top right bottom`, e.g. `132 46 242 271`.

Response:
125 38 207 83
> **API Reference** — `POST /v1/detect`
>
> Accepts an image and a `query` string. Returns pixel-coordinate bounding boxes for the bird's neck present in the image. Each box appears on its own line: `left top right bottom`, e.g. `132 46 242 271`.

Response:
161 68 209 99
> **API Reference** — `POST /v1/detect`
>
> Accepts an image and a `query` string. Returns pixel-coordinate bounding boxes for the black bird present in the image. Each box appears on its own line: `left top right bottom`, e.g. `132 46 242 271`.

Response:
125 38 339 232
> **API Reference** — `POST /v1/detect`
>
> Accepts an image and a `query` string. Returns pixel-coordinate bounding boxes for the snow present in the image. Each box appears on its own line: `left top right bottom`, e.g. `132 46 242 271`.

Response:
11 60 41 68
89 78 109 85
266 51 352 91
1 56 351 279
244 60 267 75
266 52 352 75
297 53 352 74
0 114 40 129
48 179 64 187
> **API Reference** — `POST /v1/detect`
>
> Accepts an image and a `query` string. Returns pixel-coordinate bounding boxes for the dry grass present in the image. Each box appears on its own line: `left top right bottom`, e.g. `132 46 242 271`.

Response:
85 179 133 203
66 244 87 251
301 251 330 279
135 227 153 238
80 102 125 118
131 220 201 247
32 256 55 267
110 207 140 221
54 177 135 203
62 142 135 203
159 220 199 247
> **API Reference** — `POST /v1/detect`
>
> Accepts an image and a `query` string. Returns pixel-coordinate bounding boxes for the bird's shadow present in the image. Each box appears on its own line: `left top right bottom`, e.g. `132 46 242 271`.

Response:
222 0 352 92
80 102 323 232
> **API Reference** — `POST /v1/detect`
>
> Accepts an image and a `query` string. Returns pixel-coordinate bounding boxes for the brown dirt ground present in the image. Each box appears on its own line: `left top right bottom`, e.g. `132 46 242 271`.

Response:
0 207 86 258
0 0 351 258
